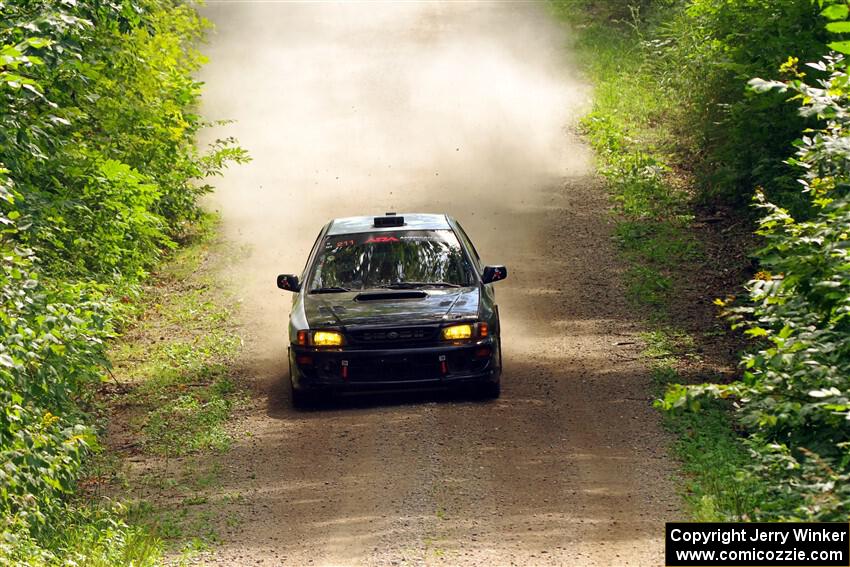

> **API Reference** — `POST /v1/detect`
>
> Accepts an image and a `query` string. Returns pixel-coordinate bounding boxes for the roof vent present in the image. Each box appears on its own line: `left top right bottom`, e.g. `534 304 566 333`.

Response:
374 213 404 228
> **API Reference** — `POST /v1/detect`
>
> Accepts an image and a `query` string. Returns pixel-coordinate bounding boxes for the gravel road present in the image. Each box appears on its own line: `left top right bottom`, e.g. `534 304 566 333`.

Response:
197 2 679 565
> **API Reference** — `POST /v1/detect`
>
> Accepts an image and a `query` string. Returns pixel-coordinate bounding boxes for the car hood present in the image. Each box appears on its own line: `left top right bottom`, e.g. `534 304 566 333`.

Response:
304 287 480 328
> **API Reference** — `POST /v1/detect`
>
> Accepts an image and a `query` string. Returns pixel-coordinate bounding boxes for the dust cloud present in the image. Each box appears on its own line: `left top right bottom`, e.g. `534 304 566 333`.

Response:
198 0 592 356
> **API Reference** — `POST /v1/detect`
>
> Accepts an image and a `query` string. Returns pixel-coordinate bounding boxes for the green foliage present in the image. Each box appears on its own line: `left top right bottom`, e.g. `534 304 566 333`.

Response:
553 0 829 215
556 0 850 521
661 0 826 212
817 0 850 53
0 0 246 561
1 0 247 281
0 201 110 537
663 55 850 520
100 215 242 554
3 503 162 566
144 394 232 456
666 401 761 520
551 1 698 314
638 328 759 519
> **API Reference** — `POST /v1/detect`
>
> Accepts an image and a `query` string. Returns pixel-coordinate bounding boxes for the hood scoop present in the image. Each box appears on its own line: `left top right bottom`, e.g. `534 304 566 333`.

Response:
354 290 428 301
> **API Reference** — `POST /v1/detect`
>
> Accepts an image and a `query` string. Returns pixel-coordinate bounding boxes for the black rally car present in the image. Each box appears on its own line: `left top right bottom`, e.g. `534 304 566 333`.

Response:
277 213 507 407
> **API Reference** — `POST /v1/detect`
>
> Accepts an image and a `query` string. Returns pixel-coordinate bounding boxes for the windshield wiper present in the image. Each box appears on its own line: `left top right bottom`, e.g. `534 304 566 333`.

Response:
378 281 463 289
309 286 351 294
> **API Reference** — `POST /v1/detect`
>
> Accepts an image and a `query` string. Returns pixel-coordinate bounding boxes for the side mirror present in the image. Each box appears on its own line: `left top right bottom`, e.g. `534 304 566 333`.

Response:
277 274 301 292
482 265 508 284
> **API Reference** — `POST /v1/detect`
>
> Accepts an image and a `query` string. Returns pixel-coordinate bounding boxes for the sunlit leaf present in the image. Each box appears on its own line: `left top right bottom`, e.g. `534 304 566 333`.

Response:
821 4 849 20
827 40 850 54
826 21 850 33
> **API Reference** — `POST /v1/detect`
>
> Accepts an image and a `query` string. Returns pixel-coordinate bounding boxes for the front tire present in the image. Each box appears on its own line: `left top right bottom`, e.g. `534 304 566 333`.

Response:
291 383 317 410
479 380 501 400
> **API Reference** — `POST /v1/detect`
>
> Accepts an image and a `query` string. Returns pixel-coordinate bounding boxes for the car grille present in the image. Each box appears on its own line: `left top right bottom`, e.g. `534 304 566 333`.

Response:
347 326 439 347
347 354 441 382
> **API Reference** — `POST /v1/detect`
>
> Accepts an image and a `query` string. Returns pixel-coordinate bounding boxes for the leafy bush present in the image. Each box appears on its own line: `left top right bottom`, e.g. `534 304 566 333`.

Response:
553 0 829 215
1 0 245 561
558 0 850 520
1 0 246 281
662 54 850 520
658 0 828 211
0 173 120 560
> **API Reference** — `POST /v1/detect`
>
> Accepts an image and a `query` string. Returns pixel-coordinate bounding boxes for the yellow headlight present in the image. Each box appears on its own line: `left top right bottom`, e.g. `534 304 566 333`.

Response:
441 324 473 341
312 330 343 346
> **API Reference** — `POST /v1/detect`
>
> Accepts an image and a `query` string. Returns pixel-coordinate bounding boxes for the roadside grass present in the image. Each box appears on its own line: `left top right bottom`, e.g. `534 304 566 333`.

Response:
556 5 700 315
25 505 162 567
550 2 756 520
640 331 759 520
109 214 242 459
81 213 243 560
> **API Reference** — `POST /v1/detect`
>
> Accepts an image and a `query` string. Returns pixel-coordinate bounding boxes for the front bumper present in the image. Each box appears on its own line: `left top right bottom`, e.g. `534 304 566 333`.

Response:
289 338 501 392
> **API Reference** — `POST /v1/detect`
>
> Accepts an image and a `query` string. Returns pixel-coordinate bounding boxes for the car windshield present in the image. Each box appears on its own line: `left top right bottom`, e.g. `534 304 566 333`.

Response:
308 230 475 292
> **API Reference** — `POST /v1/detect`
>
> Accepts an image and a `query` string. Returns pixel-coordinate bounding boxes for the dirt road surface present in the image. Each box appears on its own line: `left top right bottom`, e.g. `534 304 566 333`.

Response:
197 1 679 565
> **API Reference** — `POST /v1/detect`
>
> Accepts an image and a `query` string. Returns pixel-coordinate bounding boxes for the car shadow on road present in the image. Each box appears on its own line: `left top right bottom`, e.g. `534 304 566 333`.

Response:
264 369 499 418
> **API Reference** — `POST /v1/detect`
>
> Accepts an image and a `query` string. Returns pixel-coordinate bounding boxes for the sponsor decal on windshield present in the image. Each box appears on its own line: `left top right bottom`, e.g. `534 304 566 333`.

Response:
365 236 400 244
324 230 456 251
